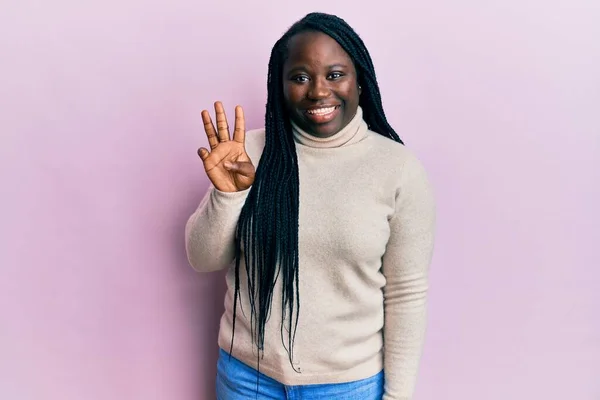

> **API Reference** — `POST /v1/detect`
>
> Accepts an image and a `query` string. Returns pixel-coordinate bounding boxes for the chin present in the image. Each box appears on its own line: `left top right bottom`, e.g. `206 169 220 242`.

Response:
311 125 339 138
301 119 342 138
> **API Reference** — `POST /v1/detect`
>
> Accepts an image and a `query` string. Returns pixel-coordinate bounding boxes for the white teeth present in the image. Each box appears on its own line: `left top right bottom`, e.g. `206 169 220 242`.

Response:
307 106 336 115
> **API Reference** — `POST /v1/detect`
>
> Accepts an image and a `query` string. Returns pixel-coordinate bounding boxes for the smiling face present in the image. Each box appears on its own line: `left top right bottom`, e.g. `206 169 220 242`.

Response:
282 30 361 138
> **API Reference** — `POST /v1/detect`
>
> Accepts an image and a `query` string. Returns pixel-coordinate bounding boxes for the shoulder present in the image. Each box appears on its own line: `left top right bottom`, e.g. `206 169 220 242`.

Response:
366 130 425 174
366 130 433 198
244 128 266 165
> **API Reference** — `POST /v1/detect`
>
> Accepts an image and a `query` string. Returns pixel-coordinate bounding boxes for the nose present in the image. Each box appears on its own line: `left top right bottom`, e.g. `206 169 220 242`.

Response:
307 77 331 100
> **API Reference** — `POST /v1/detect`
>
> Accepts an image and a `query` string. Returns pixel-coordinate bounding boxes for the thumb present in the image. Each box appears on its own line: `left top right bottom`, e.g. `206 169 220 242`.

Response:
197 147 209 161
223 161 255 177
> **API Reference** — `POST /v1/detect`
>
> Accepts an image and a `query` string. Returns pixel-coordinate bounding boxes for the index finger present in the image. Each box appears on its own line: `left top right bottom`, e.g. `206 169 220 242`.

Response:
232 105 245 144
201 110 219 150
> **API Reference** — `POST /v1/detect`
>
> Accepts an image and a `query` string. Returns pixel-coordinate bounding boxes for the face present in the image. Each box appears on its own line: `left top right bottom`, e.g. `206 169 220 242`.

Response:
282 31 361 138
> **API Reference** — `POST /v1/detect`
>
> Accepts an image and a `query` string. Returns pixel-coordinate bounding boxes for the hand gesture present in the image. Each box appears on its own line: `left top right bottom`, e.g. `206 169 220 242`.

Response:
198 102 255 192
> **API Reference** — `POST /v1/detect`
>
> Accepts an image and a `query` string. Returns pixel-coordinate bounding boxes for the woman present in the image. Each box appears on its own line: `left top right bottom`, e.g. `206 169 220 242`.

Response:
185 12 436 400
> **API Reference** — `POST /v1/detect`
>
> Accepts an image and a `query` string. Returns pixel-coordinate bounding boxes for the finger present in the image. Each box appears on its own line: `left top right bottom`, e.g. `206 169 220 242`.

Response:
214 101 230 142
201 110 219 150
223 161 255 178
232 105 245 144
197 147 209 161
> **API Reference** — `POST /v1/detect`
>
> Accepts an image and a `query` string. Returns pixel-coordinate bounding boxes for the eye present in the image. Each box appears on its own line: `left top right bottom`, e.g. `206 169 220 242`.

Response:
291 75 309 83
328 72 344 80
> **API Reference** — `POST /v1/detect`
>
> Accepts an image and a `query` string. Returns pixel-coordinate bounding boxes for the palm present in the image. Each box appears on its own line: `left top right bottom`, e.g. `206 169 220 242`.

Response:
198 102 255 192
203 141 252 192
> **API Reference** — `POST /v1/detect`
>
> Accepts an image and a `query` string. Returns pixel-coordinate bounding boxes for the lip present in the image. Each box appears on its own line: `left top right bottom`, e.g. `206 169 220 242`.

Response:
302 105 341 124
304 104 340 111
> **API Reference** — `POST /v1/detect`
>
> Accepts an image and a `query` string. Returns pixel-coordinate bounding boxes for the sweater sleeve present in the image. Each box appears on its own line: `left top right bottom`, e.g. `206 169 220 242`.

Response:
382 154 436 400
184 185 250 272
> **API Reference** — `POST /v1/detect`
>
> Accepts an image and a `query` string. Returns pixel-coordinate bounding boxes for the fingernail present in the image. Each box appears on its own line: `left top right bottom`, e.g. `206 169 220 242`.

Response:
223 161 232 169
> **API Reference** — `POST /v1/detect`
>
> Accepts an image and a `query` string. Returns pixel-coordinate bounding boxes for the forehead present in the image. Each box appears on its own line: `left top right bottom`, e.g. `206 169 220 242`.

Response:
284 31 353 68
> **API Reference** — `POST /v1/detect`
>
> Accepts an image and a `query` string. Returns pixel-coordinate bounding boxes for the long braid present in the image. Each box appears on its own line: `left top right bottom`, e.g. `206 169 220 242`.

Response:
230 12 403 374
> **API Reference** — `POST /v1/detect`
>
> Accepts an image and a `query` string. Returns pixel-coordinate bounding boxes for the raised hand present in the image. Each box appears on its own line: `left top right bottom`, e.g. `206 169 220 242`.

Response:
198 101 255 192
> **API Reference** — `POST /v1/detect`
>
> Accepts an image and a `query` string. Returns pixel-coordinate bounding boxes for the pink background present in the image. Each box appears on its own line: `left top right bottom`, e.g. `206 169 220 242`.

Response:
1 1 599 399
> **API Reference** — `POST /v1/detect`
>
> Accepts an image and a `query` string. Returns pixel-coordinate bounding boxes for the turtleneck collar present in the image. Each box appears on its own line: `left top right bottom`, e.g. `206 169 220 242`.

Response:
291 106 369 149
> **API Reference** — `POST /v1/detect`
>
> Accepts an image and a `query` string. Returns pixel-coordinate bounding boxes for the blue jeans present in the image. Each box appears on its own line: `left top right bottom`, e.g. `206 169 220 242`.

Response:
216 348 384 399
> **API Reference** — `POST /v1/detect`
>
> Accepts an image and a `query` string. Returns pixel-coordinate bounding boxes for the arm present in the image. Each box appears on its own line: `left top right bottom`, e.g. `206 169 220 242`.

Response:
184 185 250 272
382 154 436 400
185 102 257 272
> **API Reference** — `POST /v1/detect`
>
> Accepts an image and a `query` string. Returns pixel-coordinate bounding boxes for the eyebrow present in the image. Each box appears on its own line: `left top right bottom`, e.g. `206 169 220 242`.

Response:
326 63 348 69
286 63 350 74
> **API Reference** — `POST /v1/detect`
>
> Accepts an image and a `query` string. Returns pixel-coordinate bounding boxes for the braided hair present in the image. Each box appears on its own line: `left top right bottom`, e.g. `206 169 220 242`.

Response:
230 12 404 371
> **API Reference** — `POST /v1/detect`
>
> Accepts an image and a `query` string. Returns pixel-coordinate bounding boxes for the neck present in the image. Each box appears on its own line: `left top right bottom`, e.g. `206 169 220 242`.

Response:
291 106 368 148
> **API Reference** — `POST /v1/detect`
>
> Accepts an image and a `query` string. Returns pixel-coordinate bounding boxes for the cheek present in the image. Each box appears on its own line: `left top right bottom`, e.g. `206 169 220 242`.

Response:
283 84 304 106
282 83 290 102
342 82 360 105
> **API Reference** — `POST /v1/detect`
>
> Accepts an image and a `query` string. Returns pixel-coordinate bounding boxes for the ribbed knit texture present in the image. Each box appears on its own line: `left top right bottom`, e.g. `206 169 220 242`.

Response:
185 107 436 399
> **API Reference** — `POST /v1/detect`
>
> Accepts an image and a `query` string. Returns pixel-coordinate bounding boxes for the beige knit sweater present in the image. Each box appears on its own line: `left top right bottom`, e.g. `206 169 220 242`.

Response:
185 107 436 400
